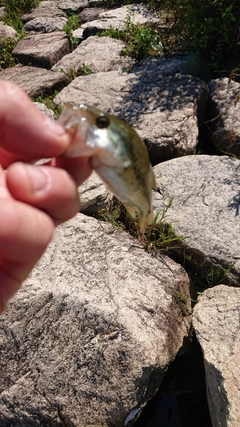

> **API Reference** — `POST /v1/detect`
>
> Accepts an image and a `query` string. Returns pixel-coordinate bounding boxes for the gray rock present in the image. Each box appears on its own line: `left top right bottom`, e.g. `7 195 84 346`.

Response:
0 64 67 97
12 32 71 69
0 22 17 46
23 16 68 34
78 171 109 215
55 0 88 12
79 7 106 23
52 36 134 74
34 102 57 120
0 214 191 426
22 3 67 23
72 27 84 41
193 285 240 427
54 70 208 163
81 3 159 37
0 7 5 21
208 78 240 158
152 155 240 285
133 54 212 82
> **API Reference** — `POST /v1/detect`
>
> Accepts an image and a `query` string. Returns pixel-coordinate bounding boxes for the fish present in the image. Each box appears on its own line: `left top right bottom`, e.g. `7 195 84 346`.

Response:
58 103 156 232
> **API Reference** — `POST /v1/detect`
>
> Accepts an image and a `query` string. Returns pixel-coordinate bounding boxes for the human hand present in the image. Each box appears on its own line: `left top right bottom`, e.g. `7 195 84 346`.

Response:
0 81 92 313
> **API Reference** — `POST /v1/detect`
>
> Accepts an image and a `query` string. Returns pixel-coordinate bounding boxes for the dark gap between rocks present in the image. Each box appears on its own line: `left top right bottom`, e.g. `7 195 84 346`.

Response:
134 336 212 427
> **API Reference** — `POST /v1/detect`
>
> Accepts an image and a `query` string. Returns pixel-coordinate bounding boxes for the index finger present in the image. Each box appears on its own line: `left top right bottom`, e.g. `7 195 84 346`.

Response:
0 81 70 161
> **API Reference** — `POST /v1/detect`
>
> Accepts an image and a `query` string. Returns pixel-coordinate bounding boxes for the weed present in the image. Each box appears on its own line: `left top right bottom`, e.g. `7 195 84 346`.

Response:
64 14 80 49
33 91 62 117
99 197 184 255
61 63 92 83
2 0 41 31
99 10 163 61
99 197 235 292
0 37 18 68
147 0 240 74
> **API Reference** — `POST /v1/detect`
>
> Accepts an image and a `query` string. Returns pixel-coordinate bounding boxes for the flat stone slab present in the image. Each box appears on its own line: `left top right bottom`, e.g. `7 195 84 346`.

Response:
54 69 208 163
193 285 240 427
22 3 67 22
152 155 240 285
52 36 134 73
12 32 71 69
0 214 191 426
0 64 67 97
55 0 88 12
208 78 240 158
23 16 68 34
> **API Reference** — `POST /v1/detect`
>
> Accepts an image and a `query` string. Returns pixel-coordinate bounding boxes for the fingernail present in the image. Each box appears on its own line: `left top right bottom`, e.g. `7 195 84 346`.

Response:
24 164 48 192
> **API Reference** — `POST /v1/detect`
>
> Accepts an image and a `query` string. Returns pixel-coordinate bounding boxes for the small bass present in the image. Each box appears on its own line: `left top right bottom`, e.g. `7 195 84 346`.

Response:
58 104 156 232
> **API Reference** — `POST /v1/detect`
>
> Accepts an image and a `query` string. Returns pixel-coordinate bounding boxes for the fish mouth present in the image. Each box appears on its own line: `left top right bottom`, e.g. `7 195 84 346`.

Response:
58 103 97 158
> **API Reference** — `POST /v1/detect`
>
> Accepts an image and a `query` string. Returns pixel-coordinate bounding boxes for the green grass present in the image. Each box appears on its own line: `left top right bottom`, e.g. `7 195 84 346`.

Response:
0 37 18 68
98 197 234 294
33 91 62 117
64 14 80 48
2 0 41 31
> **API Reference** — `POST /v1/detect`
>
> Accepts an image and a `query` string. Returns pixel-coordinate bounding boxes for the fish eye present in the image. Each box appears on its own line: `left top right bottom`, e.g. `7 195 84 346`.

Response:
96 115 110 129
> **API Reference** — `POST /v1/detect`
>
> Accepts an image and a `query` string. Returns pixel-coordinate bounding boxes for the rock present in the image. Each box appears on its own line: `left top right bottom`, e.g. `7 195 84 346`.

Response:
23 16 68 34
207 78 240 158
52 36 134 74
55 0 88 13
133 54 212 82
193 285 240 427
54 70 208 163
81 3 159 37
0 64 67 97
0 22 17 46
21 3 67 23
78 171 109 215
72 27 84 41
34 102 56 120
0 214 191 426
79 7 106 24
12 32 71 69
152 155 240 285
0 7 5 21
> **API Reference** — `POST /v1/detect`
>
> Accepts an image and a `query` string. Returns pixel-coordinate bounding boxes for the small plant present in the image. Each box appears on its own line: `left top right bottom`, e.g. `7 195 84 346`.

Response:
0 37 18 68
64 14 80 49
99 196 235 293
148 0 240 74
33 91 62 117
61 63 92 83
2 0 41 31
100 10 163 61
99 196 184 254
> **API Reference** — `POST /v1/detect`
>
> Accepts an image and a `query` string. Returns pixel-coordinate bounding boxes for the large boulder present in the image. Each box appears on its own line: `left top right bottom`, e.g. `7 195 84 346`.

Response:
193 285 240 427
23 16 68 34
54 69 208 164
81 4 159 37
52 36 134 74
152 155 240 285
0 214 191 426
0 64 67 97
12 32 71 69
21 2 67 22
